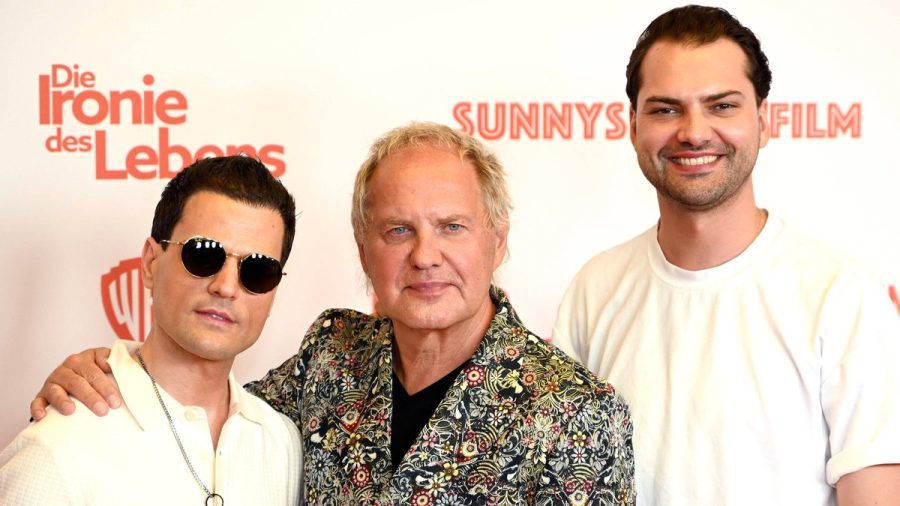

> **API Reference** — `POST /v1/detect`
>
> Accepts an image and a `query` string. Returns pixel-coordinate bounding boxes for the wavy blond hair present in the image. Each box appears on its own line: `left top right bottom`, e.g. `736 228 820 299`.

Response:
351 122 512 242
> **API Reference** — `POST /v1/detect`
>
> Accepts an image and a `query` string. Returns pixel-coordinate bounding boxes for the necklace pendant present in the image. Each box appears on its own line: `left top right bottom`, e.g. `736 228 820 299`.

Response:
206 492 224 506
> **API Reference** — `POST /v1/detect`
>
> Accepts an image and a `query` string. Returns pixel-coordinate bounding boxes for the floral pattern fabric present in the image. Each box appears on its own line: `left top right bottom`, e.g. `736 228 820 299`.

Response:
246 287 635 505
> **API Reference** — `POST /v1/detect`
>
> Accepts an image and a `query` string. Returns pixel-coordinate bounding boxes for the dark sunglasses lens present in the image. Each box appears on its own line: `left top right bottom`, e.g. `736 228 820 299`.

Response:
181 238 227 277
240 254 283 294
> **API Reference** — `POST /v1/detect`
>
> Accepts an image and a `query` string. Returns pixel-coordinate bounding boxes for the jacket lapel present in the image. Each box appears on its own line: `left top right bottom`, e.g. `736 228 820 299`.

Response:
392 289 532 497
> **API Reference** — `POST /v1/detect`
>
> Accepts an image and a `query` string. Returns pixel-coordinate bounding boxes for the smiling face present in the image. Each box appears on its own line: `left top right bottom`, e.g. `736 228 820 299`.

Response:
142 191 284 364
630 38 769 211
357 145 508 338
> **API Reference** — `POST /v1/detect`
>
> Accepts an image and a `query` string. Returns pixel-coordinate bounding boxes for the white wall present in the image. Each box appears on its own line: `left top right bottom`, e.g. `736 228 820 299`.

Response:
1 0 897 446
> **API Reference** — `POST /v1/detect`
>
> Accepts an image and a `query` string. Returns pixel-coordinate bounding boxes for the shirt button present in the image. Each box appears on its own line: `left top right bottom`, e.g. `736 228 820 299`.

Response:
185 408 206 421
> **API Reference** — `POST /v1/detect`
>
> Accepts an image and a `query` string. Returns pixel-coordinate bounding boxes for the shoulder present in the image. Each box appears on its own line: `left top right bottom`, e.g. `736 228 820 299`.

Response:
301 307 384 353
767 221 889 301
519 333 634 495
297 308 390 375
577 227 654 279
562 227 655 303
0 409 94 502
526 335 629 413
1 397 133 472
495 290 625 405
773 222 862 273
554 227 655 340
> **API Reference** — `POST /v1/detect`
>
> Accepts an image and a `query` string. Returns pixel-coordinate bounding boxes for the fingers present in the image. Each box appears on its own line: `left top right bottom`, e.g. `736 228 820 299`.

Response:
30 347 121 420
43 381 82 415
60 347 120 414
94 347 113 374
87 348 119 409
29 396 52 422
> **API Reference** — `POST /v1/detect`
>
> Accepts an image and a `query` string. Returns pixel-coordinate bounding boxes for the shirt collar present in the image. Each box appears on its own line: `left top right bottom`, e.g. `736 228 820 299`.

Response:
648 212 785 287
109 340 267 431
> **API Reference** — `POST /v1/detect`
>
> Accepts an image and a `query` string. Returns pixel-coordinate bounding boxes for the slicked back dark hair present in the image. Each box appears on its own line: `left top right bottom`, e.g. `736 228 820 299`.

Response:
625 5 772 108
151 156 297 264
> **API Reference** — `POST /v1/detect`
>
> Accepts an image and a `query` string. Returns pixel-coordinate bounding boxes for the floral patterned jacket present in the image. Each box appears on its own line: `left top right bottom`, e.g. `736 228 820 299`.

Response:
246 287 635 505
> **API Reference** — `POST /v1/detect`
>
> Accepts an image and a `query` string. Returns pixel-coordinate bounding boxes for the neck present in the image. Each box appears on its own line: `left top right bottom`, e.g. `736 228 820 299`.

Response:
392 298 495 395
656 180 766 271
138 332 233 448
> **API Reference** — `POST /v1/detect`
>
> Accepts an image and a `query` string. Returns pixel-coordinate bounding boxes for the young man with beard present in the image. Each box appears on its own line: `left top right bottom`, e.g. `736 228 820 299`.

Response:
553 6 900 505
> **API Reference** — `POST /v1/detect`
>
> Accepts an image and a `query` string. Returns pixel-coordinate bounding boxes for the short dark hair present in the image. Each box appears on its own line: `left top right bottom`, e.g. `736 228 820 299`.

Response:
625 5 772 107
151 156 297 264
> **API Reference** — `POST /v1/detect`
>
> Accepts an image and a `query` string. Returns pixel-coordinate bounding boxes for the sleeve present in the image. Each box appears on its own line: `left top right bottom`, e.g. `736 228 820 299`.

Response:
820 272 900 484
536 391 636 506
0 425 84 506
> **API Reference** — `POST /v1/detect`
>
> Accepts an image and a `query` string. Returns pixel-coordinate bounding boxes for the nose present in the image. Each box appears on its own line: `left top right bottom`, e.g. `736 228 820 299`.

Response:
676 107 712 146
410 231 442 270
207 257 240 299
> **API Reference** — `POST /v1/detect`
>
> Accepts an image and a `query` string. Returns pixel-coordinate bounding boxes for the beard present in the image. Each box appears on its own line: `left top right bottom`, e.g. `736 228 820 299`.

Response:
638 141 759 211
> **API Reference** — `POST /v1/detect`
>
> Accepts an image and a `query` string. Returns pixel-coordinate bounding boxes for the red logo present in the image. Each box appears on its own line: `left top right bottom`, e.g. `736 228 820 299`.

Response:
452 101 862 141
101 258 151 341
890 285 900 316
39 64 286 179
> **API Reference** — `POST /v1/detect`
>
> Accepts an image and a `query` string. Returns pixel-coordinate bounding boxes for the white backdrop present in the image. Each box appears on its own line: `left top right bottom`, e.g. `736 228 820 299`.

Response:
1 0 898 447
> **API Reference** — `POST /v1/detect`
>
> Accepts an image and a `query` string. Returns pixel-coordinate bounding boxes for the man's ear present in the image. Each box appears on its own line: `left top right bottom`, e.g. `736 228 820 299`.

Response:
629 105 638 147
141 238 162 291
758 99 770 148
492 222 510 271
356 240 369 277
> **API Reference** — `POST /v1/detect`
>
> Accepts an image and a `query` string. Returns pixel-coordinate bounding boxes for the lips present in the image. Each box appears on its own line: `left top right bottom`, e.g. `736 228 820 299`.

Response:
195 308 236 324
406 281 452 296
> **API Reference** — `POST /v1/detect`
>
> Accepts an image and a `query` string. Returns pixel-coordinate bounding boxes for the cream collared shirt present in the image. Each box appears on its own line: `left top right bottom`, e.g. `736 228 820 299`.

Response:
0 340 301 505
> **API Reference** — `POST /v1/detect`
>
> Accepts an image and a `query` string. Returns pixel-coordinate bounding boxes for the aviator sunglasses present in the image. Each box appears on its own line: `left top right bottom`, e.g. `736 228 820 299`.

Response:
160 236 285 294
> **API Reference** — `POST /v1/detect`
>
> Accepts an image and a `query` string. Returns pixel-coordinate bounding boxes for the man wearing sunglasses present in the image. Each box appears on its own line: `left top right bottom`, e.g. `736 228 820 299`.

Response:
26 123 635 504
1 156 302 504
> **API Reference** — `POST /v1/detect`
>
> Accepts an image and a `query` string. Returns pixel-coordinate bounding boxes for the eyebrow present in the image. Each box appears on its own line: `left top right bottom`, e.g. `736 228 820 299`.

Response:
702 90 744 102
377 214 472 226
644 90 745 106
439 214 471 224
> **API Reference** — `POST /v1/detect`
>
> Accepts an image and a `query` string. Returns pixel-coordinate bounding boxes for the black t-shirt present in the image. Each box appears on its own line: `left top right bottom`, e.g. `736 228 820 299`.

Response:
390 362 467 472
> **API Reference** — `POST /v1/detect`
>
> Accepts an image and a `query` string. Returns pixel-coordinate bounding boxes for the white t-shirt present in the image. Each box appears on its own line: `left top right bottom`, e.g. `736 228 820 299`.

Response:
0 340 302 505
553 215 900 506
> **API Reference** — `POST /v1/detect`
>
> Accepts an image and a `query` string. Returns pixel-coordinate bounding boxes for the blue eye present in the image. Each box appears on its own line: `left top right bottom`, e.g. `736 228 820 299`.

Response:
389 226 409 235
446 223 462 232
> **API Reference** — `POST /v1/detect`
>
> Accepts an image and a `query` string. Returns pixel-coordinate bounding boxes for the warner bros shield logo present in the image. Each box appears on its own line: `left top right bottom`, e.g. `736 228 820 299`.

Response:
101 258 152 341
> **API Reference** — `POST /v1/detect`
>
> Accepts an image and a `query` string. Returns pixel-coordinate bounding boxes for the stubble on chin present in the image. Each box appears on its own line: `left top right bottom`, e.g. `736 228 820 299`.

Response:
640 146 756 211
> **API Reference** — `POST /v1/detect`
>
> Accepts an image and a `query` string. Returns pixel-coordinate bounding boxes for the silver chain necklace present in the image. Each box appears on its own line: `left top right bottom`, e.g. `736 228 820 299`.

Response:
136 348 225 506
